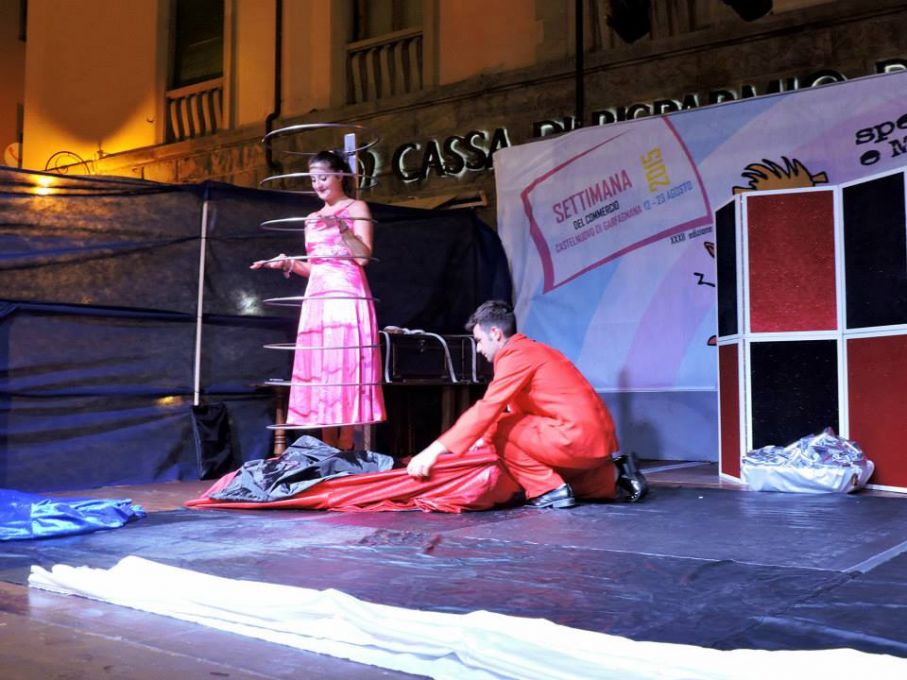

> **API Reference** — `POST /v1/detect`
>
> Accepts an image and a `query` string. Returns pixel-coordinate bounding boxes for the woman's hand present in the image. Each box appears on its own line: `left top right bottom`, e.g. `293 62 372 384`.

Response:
250 254 294 277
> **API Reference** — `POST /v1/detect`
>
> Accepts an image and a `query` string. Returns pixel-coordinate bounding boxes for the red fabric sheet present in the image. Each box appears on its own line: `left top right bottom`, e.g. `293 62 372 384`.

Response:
185 446 522 513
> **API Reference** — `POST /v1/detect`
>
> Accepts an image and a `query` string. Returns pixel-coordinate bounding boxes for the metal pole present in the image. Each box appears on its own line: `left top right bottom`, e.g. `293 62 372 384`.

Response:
193 196 210 406
575 0 585 127
264 0 284 174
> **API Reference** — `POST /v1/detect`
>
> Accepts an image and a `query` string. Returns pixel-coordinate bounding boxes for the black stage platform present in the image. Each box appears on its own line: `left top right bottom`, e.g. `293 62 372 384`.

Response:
3 482 907 672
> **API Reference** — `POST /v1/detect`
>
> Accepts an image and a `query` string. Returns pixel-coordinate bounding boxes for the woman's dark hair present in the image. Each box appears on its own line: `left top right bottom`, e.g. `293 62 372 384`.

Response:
466 300 517 336
309 149 353 195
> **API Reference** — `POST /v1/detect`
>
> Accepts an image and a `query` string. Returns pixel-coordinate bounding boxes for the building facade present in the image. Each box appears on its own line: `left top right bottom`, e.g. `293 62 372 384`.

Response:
0 0 25 168
14 0 907 226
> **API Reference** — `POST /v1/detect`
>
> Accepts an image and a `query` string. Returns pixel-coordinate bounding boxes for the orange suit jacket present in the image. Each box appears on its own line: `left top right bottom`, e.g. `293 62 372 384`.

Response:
438 334 618 460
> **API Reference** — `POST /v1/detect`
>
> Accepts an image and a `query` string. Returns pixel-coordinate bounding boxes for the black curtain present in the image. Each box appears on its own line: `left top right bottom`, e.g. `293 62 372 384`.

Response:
0 169 511 492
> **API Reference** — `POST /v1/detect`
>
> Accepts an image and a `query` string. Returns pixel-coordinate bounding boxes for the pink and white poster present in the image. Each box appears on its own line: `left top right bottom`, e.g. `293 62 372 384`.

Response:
495 69 907 458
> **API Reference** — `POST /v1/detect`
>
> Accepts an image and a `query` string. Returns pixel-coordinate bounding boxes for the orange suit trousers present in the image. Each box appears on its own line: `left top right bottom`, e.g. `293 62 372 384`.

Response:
494 412 617 500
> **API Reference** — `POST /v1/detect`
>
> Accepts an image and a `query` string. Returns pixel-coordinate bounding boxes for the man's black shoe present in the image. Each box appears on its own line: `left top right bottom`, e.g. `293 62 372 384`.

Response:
612 451 649 503
526 483 576 509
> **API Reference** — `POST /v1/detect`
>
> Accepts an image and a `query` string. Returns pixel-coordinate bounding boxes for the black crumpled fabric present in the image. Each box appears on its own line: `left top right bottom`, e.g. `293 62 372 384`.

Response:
209 435 395 502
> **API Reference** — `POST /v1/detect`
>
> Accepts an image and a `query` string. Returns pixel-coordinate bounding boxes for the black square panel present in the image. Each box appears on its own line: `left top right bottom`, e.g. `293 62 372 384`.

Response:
843 172 907 328
750 340 838 449
716 201 738 338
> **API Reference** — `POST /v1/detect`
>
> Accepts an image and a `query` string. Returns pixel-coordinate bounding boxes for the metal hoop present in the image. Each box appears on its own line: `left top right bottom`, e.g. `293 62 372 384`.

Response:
265 379 384 388
259 171 378 191
263 343 381 351
257 255 380 266
259 216 379 231
263 295 380 307
261 123 380 155
267 419 383 431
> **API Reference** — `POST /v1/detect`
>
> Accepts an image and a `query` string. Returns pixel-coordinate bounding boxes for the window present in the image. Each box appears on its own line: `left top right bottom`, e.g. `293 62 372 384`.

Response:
18 0 27 41
171 0 224 89
353 0 422 42
166 0 225 141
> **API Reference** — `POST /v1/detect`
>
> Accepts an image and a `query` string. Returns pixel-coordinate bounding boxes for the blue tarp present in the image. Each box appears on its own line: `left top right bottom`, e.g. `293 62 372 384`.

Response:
0 488 145 540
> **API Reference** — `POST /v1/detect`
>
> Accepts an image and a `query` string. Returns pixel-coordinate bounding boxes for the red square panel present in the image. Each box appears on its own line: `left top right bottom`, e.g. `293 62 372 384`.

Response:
719 343 741 478
747 191 837 332
848 334 907 489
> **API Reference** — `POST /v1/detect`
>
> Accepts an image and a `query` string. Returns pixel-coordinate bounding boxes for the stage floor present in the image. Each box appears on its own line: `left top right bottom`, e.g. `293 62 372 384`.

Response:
2 462 906 679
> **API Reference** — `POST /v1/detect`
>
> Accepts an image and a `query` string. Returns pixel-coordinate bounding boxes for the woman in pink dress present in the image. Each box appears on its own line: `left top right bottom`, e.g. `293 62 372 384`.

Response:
252 150 385 449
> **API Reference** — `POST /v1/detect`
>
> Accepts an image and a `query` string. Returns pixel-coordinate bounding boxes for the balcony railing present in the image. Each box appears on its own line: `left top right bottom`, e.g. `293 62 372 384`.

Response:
166 78 224 143
346 27 423 104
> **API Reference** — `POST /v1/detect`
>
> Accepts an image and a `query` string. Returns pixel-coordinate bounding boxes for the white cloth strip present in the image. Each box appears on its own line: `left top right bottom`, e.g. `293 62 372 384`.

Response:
28 556 906 680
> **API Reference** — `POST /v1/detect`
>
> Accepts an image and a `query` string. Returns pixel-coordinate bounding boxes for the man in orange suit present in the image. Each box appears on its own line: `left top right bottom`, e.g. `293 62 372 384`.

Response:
407 300 646 509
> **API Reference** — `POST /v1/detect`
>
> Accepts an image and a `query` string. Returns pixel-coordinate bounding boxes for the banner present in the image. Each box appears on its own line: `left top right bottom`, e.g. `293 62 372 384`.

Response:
521 118 711 293
495 70 907 456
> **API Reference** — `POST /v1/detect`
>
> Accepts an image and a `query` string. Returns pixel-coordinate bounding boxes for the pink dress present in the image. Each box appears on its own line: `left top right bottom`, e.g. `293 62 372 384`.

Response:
287 206 386 427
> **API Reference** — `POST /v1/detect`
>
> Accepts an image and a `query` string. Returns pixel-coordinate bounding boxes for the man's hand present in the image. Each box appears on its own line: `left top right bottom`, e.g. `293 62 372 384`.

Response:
406 441 448 479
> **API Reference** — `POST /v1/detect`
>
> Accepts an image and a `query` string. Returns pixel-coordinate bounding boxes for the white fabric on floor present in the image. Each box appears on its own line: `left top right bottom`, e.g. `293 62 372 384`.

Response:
28 556 906 680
